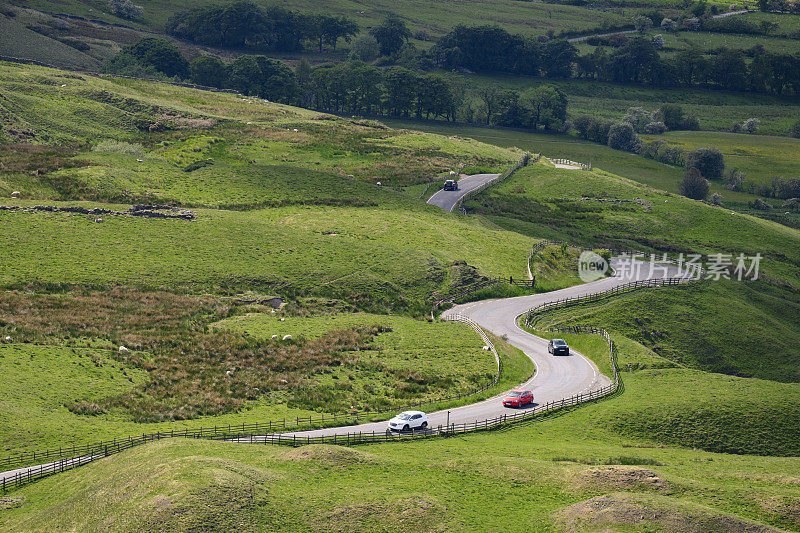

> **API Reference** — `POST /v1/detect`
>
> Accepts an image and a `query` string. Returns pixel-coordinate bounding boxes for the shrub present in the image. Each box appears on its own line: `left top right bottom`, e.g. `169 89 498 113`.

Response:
639 140 686 166
623 107 653 132
634 15 653 33
731 121 742 133
791 120 800 138
643 121 667 134
109 0 143 20
679 167 709 200
652 34 664 49
660 18 677 31
686 147 724 180
657 104 698 131
607 121 641 152
710 192 724 206
743 118 760 134
749 198 772 210
724 168 745 191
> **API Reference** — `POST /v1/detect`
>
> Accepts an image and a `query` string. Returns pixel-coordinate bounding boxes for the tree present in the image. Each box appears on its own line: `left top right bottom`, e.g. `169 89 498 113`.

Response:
190 56 227 87
607 121 642 152
349 34 379 62
477 85 502 125
541 40 578 78
521 85 568 130
712 50 747 91
226 55 263 96
370 14 411 56
124 38 189 79
686 147 724 179
658 103 684 130
758 0 769 11
607 37 660 83
652 34 664 50
383 67 418 116
680 167 710 200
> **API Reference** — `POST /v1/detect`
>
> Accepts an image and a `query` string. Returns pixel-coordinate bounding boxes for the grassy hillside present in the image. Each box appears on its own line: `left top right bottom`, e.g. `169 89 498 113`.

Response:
2 333 799 531
465 160 800 383
382 118 800 230
531 280 800 382
12 0 678 43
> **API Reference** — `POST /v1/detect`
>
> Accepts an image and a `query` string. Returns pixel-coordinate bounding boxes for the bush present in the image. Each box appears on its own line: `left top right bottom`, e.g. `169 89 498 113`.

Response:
607 121 641 152
109 0 143 20
679 167 709 200
743 118 760 134
643 121 667 134
652 34 664 49
791 120 800 138
639 140 686 166
686 147 724 180
634 15 653 33
749 198 772 210
656 103 698 131
724 168 745 191
710 192 724 206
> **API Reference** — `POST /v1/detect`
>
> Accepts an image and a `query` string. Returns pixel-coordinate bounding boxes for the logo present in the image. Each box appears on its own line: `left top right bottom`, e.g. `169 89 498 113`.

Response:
578 251 609 282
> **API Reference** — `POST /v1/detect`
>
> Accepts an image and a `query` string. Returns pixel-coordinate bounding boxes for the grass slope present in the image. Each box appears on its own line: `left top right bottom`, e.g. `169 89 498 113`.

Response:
531 280 800 382
3 331 799 530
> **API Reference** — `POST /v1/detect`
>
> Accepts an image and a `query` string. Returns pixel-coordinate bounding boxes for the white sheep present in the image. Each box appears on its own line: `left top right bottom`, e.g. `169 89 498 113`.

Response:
271 334 278 340
450 171 456 176
118 346 129 353
95 218 103 223
282 334 292 341
280 317 285 322
376 181 381 186
482 345 490 351
10 191 20 198
3 336 11 342
226 370 232 376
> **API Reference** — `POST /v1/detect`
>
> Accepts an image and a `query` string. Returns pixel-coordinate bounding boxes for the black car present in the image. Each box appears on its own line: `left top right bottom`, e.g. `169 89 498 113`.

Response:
548 339 570 356
443 179 458 191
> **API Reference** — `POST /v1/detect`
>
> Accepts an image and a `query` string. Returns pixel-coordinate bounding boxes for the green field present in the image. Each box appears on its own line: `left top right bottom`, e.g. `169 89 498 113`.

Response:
441 72 800 137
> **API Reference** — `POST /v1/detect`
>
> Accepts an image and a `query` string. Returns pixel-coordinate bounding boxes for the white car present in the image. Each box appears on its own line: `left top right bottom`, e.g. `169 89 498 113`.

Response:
387 410 428 432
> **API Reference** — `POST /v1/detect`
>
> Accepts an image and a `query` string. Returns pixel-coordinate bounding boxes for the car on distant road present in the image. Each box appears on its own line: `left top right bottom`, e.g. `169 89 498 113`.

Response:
548 339 570 356
443 179 458 191
502 389 533 408
387 410 428 432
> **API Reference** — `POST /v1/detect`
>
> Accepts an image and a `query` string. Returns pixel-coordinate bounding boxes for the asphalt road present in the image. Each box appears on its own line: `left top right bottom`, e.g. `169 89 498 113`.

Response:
245 259 686 440
426 173 499 212
1 258 687 481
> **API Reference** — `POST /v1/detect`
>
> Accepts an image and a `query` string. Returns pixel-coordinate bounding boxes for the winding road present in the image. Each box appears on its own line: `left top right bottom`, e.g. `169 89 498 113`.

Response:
426 173 499 212
248 258 685 441
1 175 686 485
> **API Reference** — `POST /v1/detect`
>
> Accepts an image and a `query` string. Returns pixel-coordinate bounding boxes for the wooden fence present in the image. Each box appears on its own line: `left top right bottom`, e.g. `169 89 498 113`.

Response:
1 321 614 495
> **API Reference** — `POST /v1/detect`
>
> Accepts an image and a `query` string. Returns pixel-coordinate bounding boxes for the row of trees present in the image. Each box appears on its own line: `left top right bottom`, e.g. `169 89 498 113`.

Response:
165 2 358 52
104 39 571 129
430 25 800 96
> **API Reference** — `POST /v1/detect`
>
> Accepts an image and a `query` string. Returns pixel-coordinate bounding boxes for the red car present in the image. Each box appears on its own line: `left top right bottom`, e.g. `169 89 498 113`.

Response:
502 389 533 408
